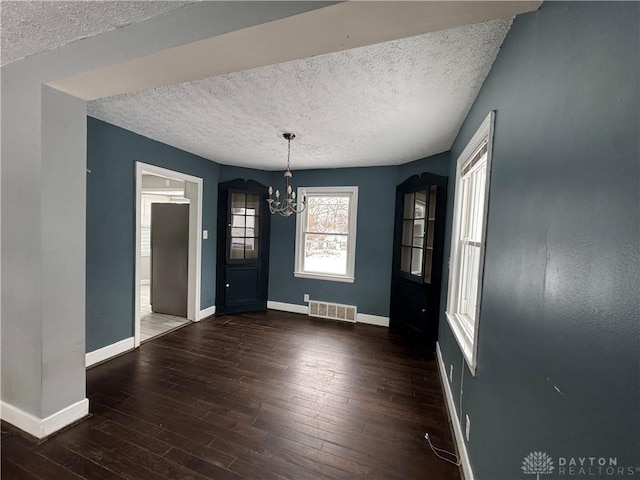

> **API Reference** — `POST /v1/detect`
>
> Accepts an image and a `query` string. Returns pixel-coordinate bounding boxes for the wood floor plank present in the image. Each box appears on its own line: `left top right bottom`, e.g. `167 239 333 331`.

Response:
0 459 39 480
1 311 460 480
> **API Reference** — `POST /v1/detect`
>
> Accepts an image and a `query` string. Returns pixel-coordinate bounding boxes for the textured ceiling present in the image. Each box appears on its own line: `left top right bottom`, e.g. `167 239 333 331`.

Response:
88 18 513 170
0 1 191 66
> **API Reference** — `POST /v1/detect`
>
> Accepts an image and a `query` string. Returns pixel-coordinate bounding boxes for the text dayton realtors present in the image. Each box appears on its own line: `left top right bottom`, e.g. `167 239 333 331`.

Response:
557 457 636 477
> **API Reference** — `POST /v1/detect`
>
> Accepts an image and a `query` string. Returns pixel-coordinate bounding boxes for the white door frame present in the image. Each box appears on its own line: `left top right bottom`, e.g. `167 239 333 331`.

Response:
135 162 203 348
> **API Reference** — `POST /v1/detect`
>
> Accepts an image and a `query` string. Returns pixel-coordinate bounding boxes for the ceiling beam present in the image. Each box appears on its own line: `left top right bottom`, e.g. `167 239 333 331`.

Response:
49 1 542 101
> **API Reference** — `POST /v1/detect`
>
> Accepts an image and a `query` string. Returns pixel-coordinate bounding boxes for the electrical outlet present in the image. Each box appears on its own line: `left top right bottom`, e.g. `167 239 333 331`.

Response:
465 415 471 442
449 364 453 383
202 230 208 240
303 293 309 302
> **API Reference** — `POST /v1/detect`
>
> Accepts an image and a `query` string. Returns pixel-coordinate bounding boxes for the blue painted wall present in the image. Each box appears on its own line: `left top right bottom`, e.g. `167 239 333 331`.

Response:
438 2 640 478
219 164 273 186
267 166 400 316
398 151 450 181
86 117 220 352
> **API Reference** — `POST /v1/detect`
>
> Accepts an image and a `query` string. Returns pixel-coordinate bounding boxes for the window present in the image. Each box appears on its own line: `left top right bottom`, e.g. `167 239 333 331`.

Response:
294 186 358 282
446 111 494 374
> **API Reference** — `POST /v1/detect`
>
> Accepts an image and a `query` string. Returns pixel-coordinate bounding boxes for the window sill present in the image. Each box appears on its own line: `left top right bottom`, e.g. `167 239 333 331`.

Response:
445 311 477 376
293 271 355 283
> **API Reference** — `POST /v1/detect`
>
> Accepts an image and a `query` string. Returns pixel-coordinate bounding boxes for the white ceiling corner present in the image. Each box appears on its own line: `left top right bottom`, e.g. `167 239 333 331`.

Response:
0 1 192 66
88 17 514 171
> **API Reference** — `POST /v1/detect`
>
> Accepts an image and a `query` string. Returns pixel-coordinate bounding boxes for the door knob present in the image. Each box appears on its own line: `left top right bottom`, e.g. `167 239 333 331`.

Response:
421 308 426 313
226 283 230 288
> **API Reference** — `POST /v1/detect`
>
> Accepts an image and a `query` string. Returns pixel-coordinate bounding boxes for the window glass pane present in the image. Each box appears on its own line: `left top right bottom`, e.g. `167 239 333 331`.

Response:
412 219 425 247
402 220 413 246
230 238 245 259
401 247 411 273
231 192 246 214
246 194 260 216
403 193 415 219
411 248 423 276
428 185 437 219
303 233 348 275
426 222 435 248
245 218 259 238
425 185 437 283
458 243 481 328
231 227 244 237
245 237 258 259
231 215 246 229
306 196 350 234
414 191 426 218
424 250 433 284
460 177 469 239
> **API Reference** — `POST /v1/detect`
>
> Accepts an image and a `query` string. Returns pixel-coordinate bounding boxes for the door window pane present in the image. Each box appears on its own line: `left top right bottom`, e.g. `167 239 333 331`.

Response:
401 247 412 272
400 190 427 278
231 193 246 214
230 238 245 259
402 220 412 246
424 185 438 284
414 191 426 218
246 194 260 216
229 192 259 260
403 193 415 218
412 219 425 247
245 238 258 259
411 247 423 276
245 217 259 238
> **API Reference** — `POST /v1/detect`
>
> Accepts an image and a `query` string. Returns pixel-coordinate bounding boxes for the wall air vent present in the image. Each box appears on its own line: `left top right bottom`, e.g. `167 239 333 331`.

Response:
308 300 357 323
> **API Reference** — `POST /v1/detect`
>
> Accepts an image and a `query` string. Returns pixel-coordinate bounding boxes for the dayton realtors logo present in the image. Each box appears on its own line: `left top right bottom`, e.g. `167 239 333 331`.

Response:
522 452 555 480
522 452 639 478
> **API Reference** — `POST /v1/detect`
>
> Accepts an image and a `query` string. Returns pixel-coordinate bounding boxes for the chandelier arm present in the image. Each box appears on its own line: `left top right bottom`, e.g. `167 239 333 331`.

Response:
267 132 304 217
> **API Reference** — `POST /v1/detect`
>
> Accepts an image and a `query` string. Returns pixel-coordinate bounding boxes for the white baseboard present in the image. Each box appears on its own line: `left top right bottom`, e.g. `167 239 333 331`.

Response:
267 300 308 315
267 301 389 327
436 342 474 480
1 398 89 439
199 305 216 320
86 337 134 368
357 313 390 327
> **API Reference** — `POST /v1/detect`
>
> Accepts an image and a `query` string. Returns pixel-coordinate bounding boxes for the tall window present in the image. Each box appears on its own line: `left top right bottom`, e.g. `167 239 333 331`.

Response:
294 186 358 283
446 111 494 374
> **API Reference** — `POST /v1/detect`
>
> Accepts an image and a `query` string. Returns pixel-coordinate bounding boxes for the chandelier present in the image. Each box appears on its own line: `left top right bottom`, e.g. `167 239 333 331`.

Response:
267 133 306 216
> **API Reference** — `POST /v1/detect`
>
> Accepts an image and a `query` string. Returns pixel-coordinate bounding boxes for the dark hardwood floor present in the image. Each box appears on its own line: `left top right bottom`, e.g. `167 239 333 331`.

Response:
1 310 461 480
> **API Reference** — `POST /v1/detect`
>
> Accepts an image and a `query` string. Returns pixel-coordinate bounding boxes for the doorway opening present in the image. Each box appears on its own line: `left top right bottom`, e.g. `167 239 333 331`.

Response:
135 163 203 347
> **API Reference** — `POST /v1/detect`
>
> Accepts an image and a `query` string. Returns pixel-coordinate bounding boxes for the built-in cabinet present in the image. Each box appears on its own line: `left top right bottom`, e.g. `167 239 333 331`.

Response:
390 173 447 349
216 179 271 314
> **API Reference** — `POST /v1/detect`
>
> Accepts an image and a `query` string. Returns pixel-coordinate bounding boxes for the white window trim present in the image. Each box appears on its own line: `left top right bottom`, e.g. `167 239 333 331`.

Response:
445 111 495 376
294 186 358 283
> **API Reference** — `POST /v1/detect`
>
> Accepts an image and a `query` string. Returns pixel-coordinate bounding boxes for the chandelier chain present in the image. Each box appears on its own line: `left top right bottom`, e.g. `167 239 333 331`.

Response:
266 132 306 217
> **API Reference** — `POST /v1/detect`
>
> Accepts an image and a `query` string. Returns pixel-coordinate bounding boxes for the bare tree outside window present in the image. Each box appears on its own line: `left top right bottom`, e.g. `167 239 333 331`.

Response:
304 196 350 275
